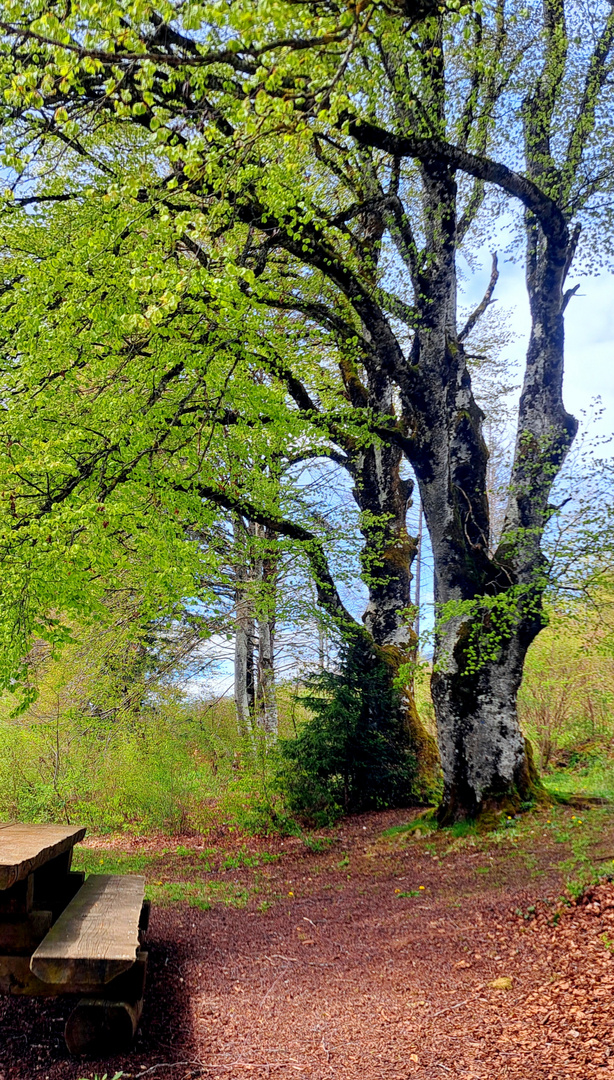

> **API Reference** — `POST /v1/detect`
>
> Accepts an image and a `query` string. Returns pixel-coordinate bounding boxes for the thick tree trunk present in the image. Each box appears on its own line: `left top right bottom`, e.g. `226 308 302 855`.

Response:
347 405 440 801
406 168 572 821
395 163 547 821
431 619 541 825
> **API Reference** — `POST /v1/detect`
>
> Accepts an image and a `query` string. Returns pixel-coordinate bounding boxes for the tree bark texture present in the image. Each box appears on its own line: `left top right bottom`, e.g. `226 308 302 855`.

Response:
345 389 441 799
397 161 549 821
254 527 279 737
233 517 279 740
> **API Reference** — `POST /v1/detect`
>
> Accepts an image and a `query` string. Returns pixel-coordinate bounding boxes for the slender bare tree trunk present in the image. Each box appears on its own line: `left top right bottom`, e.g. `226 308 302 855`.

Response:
255 527 278 737
233 515 255 741
414 501 423 646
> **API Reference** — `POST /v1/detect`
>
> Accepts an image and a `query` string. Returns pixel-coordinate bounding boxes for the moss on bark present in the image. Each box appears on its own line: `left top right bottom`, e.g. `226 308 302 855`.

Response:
436 738 550 828
375 641 442 804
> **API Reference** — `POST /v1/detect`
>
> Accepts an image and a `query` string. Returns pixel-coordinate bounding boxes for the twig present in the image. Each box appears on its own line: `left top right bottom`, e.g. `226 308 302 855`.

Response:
260 963 291 1009
136 1063 204 1077
186 1063 307 1073
430 997 473 1019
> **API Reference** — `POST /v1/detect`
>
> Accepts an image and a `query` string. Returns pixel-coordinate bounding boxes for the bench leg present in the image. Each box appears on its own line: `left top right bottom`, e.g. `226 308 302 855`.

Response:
64 950 148 1055
64 996 143 1055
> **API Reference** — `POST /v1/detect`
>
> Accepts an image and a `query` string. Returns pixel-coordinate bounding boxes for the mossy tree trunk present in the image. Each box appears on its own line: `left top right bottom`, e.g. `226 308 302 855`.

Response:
346 415 441 802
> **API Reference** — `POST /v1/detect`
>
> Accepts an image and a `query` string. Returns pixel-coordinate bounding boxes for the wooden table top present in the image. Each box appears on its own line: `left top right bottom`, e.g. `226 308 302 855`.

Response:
0 824 86 890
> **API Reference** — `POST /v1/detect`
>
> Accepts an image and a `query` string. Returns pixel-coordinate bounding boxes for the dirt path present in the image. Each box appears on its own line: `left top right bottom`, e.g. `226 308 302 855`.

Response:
3 805 614 1080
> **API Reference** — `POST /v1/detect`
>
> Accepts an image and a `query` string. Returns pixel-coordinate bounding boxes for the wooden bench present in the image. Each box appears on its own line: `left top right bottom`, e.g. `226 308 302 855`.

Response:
0 826 150 1056
31 874 149 1054
32 873 145 986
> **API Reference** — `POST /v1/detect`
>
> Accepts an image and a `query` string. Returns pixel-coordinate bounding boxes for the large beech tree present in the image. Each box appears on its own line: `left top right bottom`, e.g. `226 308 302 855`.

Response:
1 0 613 818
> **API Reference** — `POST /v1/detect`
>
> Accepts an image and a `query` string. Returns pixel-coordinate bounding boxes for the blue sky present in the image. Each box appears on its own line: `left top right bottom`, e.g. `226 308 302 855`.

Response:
466 250 614 440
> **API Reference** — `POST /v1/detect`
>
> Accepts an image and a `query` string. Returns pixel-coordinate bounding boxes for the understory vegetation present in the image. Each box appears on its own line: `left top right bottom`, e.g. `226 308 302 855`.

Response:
0 597 612 835
519 597 614 803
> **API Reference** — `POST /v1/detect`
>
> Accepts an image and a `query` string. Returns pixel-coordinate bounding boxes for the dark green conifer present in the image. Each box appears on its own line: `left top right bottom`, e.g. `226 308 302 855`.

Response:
278 636 416 823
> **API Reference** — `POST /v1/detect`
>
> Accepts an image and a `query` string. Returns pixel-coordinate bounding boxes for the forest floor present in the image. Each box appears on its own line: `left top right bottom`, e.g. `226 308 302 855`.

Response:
3 802 614 1080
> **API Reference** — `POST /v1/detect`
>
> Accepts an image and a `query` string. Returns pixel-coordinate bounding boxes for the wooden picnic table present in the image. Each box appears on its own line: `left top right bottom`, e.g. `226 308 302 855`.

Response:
0 823 149 1055
0 822 86 890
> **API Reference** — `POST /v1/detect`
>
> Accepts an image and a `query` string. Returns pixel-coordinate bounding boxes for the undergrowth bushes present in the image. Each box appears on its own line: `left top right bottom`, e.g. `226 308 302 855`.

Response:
1 600 613 833
0 618 240 831
519 602 614 799
0 699 224 831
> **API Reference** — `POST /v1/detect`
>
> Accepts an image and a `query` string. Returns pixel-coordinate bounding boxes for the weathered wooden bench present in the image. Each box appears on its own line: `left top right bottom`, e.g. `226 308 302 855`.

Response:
0 825 150 1056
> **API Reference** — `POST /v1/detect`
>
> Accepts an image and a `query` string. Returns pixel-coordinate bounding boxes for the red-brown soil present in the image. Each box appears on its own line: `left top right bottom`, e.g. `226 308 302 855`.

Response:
2 806 614 1080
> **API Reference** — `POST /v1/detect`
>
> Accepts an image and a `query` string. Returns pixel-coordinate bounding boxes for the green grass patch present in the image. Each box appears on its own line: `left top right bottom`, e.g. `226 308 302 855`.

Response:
601 932 614 954
544 758 614 803
449 819 479 838
302 835 333 853
221 847 278 870
380 816 437 840
146 879 250 910
72 849 154 875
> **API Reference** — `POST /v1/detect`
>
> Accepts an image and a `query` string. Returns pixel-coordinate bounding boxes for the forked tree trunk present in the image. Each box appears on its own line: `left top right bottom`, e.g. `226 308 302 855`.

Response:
409 166 572 821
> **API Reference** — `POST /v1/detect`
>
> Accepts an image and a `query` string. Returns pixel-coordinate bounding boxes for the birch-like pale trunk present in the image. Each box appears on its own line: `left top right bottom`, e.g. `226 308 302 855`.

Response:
254 529 278 737
233 515 255 741
256 615 277 736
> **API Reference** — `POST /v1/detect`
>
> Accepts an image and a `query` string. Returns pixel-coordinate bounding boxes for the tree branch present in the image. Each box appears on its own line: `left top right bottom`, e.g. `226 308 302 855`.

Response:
458 253 498 342
174 480 360 633
265 296 371 353
562 2 614 206
345 118 569 246
521 0 567 191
